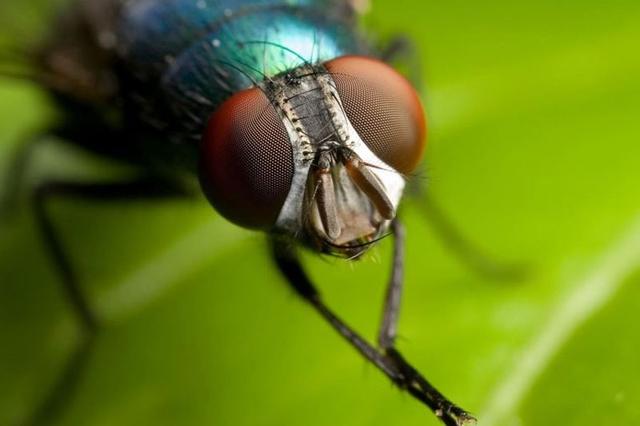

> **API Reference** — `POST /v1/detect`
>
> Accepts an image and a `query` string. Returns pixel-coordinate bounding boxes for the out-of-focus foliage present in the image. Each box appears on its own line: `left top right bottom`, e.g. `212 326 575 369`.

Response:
1 1 640 425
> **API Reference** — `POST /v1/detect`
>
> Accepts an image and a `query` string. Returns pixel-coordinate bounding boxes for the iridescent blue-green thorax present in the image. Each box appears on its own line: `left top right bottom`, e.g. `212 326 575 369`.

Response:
109 1 424 255
115 0 369 164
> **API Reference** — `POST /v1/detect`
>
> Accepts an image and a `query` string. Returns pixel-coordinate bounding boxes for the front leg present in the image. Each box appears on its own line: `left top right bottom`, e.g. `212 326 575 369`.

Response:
271 239 402 380
378 220 476 425
270 223 475 426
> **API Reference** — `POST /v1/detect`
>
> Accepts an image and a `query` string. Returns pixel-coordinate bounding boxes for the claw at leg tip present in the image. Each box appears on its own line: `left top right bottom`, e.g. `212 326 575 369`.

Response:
458 413 478 426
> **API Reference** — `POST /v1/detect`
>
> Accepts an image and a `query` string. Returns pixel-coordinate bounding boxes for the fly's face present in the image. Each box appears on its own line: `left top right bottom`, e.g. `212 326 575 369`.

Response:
199 56 425 257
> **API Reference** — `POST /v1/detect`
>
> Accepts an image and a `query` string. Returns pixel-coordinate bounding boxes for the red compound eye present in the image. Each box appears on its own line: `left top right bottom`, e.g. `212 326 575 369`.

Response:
325 55 426 174
200 87 293 229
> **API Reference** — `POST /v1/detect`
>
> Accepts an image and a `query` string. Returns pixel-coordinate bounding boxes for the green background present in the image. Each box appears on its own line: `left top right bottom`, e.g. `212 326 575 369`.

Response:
1 1 640 425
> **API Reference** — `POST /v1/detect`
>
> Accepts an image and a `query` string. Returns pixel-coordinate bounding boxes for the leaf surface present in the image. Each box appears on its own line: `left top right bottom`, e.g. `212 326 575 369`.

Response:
1 1 640 425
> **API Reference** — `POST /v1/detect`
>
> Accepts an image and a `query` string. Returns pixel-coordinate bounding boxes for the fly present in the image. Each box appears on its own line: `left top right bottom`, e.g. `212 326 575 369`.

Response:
0 0 506 425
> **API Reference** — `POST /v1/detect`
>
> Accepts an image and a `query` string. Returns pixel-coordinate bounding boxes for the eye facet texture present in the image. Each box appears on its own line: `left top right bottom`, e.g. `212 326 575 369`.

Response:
200 87 293 229
325 55 426 174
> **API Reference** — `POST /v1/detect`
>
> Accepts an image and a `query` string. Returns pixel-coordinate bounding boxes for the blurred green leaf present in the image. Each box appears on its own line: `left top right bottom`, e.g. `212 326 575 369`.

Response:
1 1 640 426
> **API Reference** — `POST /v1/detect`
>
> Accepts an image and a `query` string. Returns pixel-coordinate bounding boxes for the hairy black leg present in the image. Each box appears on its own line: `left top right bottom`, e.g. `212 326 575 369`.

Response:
416 188 526 281
377 220 476 425
0 134 48 221
271 240 402 379
378 220 405 349
271 232 475 426
24 176 191 426
381 35 525 282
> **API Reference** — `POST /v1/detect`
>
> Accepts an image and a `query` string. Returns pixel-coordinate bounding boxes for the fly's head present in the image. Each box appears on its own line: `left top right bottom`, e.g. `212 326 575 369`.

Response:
199 56 425 258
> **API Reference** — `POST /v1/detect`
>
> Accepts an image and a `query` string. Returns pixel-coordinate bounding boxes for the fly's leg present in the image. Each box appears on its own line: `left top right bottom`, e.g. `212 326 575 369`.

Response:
271 229 475 426
381 36 525 281
271 239 401 376
377 219 405 350
0 134 48 221
415 188 527 281
26 176 191 426
378 220 476 425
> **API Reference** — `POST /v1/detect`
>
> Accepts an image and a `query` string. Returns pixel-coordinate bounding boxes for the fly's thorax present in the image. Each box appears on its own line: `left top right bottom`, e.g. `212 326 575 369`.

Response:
259 64 406 257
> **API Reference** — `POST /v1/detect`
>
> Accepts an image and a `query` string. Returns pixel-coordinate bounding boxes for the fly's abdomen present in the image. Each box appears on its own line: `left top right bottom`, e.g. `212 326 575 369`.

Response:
115 0 368 144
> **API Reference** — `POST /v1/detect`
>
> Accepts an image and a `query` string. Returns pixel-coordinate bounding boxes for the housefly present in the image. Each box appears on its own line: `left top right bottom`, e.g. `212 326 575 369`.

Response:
0 0 491 425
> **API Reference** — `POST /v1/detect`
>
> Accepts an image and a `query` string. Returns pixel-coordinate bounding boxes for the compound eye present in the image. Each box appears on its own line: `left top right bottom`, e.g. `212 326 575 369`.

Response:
324 55 426 174
200 87 293 229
